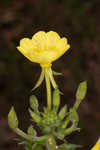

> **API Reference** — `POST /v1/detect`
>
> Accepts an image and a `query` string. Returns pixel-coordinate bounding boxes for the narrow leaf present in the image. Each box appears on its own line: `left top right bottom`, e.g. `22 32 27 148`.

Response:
32 144 43 150
29 109 41 123
58 143 81 150
58 105 67 120
27 125 37 136
30 95 39 114
69 108 79 123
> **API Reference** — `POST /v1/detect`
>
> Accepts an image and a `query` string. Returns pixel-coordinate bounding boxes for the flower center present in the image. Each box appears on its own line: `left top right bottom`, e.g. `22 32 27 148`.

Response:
40 63 52 68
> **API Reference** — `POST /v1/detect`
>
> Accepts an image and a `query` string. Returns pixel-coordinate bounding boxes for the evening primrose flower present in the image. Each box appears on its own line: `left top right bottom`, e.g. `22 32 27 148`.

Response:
91 138 100 150
17 31 70 109
17 31 70 68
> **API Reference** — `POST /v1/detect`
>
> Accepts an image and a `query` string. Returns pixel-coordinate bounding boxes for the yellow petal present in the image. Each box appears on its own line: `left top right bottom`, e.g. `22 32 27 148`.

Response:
46 31 60 49
56 37 70 58
91 144 100 150
20 38 34 50
17 31 70 66
17 46 34 62
32 31 46 41
32 31 47 51
17 38 37 62
91 138 100 150
40 50 58 63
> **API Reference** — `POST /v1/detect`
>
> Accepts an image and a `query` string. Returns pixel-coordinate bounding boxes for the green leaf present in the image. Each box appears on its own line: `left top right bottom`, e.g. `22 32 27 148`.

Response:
29 109 41 123
69 108 79 123
53 128 65 140
65 124 77 136
58 105 67 120
64 109 79 136
27 125 37 136
61 116 70 129
58 143 81 150
30 95 39 114
25 145 32 150
18 140 32 150
46 137 56 150
32 69 44 91
53 89 60 111
31 135 48 143
8 106 18 129
32 144 43 150
23 141 33 150
15 128 33 141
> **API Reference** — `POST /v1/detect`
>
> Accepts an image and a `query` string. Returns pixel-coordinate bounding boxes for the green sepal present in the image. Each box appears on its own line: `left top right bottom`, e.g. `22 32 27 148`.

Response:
53 89 60 111
75 81 87 109
58 105 67 120
53 70 62 76
29 109 41 123
46 136 56 150
27 125 37 136
32 69 44 91
47 67 58 89
8 106 18 129
30 95 39 114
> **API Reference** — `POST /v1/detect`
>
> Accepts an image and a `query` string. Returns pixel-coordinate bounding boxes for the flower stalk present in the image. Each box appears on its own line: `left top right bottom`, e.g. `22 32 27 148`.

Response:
44 67 52 110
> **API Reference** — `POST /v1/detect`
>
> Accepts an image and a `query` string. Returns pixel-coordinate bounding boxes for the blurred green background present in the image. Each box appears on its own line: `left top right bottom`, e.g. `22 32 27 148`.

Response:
0 0 100 150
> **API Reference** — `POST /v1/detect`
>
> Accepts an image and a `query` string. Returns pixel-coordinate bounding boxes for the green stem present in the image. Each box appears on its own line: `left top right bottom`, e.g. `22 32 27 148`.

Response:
44 68 51 110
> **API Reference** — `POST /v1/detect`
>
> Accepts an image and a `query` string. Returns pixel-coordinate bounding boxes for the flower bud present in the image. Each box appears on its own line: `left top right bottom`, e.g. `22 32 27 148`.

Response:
8 107 18 129
53 89 60 110
74 81 87 110
76 81 87 101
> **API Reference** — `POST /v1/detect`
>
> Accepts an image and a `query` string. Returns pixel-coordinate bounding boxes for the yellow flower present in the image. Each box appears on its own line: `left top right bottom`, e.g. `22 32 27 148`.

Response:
17 31 70 67
91 138 100 150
